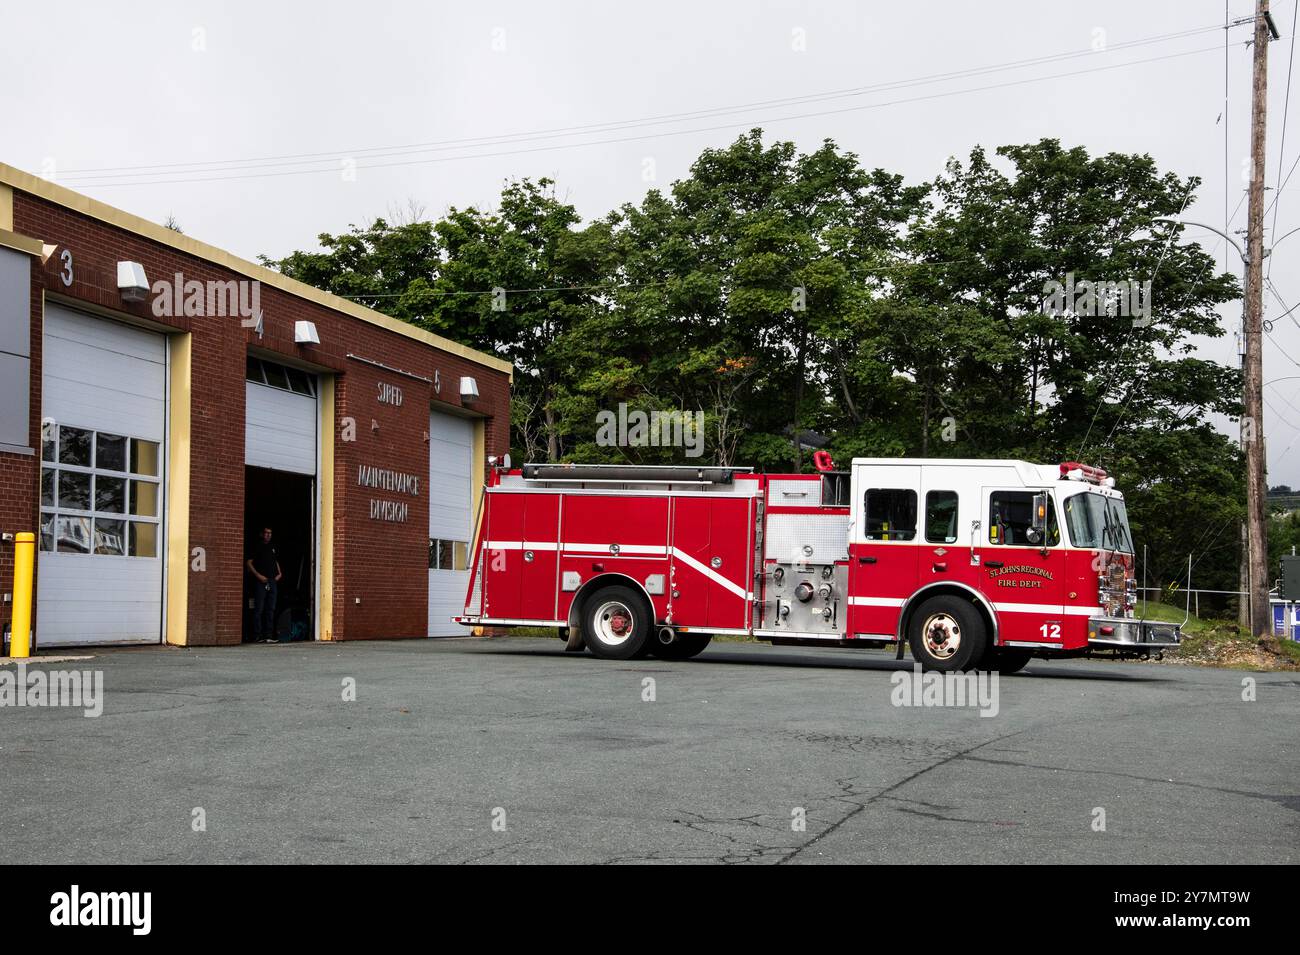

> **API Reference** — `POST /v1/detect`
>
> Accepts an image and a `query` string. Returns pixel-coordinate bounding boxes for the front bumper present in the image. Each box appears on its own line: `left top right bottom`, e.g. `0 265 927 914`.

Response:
1087 616 1182 649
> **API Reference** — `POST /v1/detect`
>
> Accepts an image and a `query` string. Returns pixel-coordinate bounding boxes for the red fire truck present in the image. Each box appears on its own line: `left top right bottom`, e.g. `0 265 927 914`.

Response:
455 456 1181 672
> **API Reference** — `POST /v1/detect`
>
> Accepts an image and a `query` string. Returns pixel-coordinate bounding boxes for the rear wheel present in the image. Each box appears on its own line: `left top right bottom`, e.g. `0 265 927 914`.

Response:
907 596 987 672
581 585 650 660
652 633 712 660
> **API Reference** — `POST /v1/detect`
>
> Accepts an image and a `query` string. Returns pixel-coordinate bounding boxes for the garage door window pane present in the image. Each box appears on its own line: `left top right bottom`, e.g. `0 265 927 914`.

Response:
58 471 91 511
94 518 126 555
130 522 157 558
95 475 126 513
439 539 453 570
286 368 313 394
454 541 468 571
40 512 54 551
131 439 160 477
96 433 127 472
41 468 55 507
56 515 91 553
262 362 289 390
42 428 55 462
58 426 92 466
131 480 159 517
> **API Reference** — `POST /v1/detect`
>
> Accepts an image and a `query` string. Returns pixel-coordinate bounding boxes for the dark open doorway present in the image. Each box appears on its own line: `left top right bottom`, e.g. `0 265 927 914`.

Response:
243 465 315 642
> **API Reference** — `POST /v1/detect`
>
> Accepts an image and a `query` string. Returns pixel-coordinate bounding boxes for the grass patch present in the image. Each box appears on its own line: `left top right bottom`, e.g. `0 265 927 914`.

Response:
1134 600 1300 670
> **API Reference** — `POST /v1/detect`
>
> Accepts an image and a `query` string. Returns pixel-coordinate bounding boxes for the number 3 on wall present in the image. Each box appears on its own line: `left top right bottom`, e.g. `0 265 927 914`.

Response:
1039 622 1061 640
59 248 73 287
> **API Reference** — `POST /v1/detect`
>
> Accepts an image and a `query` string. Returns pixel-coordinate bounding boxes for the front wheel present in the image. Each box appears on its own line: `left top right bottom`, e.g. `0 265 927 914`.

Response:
907 597 987 672
581 586 651 660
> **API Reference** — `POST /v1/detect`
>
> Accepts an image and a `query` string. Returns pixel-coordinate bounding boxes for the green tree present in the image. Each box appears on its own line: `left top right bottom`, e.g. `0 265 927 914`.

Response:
263 133 1247 592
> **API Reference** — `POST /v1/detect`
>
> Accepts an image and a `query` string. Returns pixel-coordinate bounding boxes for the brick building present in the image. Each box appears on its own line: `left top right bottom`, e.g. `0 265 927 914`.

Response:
0 163 511 648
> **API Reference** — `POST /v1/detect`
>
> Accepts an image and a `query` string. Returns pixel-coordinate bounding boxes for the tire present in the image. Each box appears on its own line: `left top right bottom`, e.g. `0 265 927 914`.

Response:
652 633 712 660
907 596 987 672
991 649 1032 675
581 585 651 660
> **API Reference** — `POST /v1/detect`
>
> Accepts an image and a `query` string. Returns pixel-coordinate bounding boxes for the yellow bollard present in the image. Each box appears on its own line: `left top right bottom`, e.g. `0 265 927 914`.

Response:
9 531 34 658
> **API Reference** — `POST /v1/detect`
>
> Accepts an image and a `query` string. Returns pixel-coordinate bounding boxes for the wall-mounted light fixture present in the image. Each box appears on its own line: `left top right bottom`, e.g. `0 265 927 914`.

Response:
460 376 479 405
116 261 149 303
294 320 319 345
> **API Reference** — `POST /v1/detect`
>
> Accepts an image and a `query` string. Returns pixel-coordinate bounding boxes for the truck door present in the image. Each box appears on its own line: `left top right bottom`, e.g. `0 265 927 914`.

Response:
670 496 754 630
847 465 921 638
977 487 1066 646
480 491 561 622
519 492 561 621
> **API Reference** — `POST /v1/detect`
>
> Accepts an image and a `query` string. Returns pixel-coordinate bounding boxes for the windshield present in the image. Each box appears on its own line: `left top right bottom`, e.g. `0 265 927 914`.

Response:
1063 492 1133 554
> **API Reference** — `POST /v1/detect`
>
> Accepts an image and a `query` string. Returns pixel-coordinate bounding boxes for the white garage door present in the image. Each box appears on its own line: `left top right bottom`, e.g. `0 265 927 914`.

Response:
38 306 166 646
245 358 317 474
428 411 473 636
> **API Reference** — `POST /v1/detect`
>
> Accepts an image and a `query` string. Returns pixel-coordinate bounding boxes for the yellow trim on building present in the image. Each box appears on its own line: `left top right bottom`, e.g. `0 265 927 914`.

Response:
0 227 41 257
471 418 486 528
0 163 513 379
165 333 192 646
318 376 336 641
0 183 11 232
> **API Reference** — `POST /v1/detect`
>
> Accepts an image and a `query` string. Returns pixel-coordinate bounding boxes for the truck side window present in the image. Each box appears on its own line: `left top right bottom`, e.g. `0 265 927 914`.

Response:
864 488 917 541
925 490 959 543
989 491 1059 546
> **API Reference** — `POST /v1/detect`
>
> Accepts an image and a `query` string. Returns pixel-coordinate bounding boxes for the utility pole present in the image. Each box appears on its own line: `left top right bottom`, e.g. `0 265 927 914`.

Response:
1243 0 1277 637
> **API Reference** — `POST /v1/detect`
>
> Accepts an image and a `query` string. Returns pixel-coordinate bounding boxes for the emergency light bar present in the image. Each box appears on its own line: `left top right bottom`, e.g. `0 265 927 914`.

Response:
1059 461 1109 484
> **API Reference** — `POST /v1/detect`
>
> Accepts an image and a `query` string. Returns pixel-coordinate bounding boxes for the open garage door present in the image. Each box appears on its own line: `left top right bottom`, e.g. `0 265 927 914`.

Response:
37 305 166 646
244 358 318 642
428 411 473 636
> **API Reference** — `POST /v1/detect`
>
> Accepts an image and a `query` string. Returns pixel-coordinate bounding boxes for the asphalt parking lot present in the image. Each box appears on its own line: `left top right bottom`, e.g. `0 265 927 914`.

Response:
1 636 1296 864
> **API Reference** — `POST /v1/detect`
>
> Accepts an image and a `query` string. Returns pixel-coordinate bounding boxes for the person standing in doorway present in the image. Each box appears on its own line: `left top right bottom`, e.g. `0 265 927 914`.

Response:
246 526 282 643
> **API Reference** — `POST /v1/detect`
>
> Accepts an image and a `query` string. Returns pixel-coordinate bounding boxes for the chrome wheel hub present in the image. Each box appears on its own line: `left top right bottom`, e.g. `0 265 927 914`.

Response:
594 600 635 646
921 612 961 659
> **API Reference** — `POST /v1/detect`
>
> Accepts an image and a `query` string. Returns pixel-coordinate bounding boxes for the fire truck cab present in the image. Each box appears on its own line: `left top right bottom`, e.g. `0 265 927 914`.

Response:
456 457 1180 672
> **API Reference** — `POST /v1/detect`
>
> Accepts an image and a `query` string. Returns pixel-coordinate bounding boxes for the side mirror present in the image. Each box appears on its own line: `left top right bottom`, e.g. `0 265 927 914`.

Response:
1030 492 1049 546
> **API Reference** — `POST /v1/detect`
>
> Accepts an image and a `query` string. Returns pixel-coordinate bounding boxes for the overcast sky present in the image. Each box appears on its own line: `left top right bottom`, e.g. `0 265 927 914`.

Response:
3 0 1298 484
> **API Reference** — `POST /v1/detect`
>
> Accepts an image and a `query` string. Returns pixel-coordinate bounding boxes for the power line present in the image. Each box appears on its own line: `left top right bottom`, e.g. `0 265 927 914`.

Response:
1078 190 1247 458
64 43 1227 190
1265 323 1300 366
1267 0 1299 279
56 22 1227 184
1265 276 1300 329
1265 379 1300 416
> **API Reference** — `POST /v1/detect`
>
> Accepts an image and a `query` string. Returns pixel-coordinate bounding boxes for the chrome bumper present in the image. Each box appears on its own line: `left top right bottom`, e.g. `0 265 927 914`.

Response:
1087 616 1182 649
